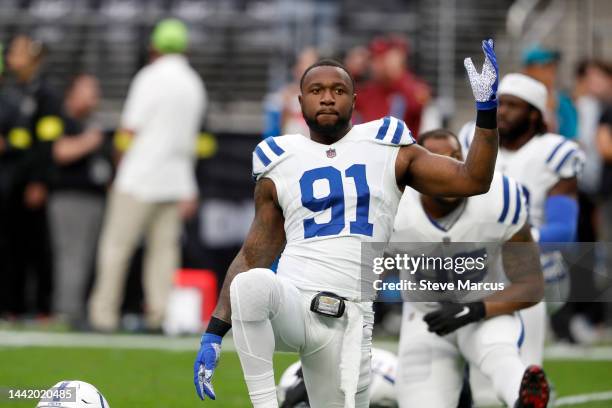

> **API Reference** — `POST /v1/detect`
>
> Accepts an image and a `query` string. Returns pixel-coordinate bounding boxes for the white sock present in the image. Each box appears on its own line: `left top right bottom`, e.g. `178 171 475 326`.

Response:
480 347 525 407
233 319 279 408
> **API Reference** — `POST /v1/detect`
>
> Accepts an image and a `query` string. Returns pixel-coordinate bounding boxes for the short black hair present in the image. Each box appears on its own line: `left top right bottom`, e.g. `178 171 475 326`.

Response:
576 59 590 79
576 59 612 79
299 59 355 93
418 129 460 147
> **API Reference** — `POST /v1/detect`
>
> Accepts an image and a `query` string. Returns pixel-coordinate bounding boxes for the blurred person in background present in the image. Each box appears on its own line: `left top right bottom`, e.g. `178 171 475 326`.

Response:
595 79 612 332
48 74 112 329
0 41 21 315
88 19 206 333
522 44 578 140
343 45 370 88
355 35 430 135
343 45 370 126
262 47 319 139
574 60 612 199
0 34 64 318
558 60 612 344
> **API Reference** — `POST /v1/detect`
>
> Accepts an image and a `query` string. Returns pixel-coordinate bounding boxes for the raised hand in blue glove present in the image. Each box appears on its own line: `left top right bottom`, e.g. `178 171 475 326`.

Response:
464 39 499 110
194 333 222 401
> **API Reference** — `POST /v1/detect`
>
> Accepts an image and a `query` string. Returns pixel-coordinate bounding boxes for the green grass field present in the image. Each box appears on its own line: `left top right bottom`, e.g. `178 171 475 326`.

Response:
1 346 611 407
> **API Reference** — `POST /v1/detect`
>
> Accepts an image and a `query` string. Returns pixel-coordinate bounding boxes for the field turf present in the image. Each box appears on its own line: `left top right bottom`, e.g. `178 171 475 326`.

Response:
1 347 611 407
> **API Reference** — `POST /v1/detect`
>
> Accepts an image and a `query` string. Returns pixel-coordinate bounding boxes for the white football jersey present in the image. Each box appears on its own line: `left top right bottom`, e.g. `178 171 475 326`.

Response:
388 172 528 309
458 122 584 228
253 116 415 300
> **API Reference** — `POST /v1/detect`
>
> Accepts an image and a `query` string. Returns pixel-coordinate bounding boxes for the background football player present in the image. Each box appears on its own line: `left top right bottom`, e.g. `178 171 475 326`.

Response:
388 129 548 408
458 73 584 406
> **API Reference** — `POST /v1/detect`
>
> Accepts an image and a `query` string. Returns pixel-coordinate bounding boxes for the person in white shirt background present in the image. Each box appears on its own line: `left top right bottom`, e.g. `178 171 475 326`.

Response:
88 18 207 332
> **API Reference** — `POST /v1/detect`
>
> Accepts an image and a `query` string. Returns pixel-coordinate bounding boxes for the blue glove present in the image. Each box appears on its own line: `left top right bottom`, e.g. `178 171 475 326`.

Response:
464 39 499 110
194 333 222 401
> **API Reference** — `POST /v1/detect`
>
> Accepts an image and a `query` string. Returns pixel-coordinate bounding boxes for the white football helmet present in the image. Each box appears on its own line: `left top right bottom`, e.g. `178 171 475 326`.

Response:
277 361 309 408
36 380 110 408
277 348 397 408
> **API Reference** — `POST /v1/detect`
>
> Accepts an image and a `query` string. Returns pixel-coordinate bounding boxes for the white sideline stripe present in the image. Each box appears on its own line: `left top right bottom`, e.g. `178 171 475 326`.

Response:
555 391 612 406
374 341 612 361
1 332 612 361
0 333 395 353
0 331 229 352
544 344 612 361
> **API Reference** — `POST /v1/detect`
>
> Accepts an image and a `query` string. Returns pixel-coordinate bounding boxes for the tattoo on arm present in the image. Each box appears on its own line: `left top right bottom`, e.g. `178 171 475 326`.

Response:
212 178 286 323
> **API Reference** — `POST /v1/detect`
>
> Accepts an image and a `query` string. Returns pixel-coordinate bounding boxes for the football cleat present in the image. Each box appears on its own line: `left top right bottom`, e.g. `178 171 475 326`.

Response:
515 365 550 408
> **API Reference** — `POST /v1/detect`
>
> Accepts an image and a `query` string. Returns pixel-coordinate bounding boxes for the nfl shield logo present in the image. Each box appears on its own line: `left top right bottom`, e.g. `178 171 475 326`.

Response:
326 148 336 158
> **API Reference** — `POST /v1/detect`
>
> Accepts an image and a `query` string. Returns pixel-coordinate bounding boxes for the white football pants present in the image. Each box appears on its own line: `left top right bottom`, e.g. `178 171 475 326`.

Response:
230 268 374 408
396 303 525 408
469 301 545 407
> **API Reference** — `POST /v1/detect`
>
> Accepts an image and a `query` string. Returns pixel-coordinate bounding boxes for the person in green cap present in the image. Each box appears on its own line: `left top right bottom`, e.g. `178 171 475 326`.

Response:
151 18 189 54
88 18 207 333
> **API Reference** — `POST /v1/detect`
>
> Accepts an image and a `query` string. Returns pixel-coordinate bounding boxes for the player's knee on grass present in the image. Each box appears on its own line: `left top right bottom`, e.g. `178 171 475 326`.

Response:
230 268 280 321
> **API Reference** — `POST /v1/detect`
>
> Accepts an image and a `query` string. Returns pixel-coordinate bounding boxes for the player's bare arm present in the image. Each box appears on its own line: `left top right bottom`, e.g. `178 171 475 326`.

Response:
397 39 499 197
483 222 544 318
194 177 285 401
212 178 286 323
396 125 498 197
548 177 578 198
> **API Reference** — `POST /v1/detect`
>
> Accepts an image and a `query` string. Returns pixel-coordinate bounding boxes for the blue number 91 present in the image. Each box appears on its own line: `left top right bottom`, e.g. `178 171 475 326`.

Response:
299 164 373 238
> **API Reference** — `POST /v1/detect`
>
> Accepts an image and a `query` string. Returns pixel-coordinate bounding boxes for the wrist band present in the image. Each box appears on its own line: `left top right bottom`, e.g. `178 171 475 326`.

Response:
205 316 232 337
471 301 486 320
476 108 497 129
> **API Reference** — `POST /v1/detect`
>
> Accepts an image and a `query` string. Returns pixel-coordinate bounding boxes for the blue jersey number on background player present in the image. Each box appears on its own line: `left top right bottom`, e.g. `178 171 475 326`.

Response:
299 164 374 238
